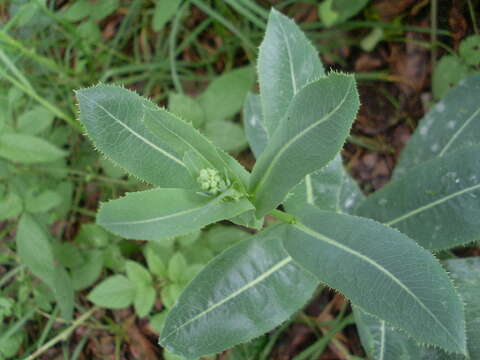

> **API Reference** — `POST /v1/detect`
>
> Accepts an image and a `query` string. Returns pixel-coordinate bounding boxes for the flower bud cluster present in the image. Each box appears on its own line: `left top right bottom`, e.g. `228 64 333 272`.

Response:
197 168 226 195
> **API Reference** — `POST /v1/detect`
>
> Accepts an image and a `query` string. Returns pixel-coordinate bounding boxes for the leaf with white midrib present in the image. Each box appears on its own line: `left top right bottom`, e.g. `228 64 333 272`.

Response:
353 305 423 360
250 73 359 217
394 73 480 180
357 144 480 250
159 225 318 358
161 256 293 342
355 257 480 360
258 8 325 136
293 222 458 343
76 85 195 188
283 206 467 355
77 92 185 166
253 77 354 196
143 106 250 190
97 187 253 241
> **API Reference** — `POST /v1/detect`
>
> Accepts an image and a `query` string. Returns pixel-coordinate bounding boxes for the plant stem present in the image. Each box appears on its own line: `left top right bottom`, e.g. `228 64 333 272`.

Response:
0 266 24 288
467 0 479 34
269 209 297 224
25 307 98 360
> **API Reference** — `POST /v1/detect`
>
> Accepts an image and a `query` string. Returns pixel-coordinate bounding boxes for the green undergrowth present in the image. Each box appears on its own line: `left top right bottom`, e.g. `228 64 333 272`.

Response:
1 1 478 360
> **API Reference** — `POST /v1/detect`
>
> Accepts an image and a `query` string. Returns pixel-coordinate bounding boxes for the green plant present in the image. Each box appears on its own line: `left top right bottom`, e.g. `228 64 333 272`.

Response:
433 34 480 99
168 66 255 153
353 72 480 360
77 8 475 359
318 0 371 27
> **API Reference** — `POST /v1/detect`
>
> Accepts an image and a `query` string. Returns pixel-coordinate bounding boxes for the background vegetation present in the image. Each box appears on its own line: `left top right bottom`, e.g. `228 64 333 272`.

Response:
1 0 479 359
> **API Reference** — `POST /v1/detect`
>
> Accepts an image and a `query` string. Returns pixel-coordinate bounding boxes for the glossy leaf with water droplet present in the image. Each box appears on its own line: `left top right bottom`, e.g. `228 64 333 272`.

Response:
357 145 480 250
159 225 318 358
394 73 480 180
283 205 467 355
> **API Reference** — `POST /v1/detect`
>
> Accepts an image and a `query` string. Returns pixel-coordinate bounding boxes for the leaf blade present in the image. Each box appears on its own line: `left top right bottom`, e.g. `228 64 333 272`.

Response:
250 73 359 217
143 106 250 191
76 84 194 188
0 134 66 164
88 275 135 309
243 92 268 159
97 188 254 241
283 206 467 355
354 257 480 360
16 214 74 320
357 145 480 250
394 73 480 179
258 8 325 135
159 225 318 358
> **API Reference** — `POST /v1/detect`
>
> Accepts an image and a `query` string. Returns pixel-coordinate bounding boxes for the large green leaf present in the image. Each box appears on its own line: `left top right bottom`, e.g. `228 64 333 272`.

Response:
394 73 480 179
198 67 255 122
249 73 359 217
143 106 249 191
353 306 422 360
440 258 480 359
97 188 254 241
258 9 325 136
284 155 364 214
354 258 480 360
76 84 194 188
0 133 66 164
282 206 466 355
16 214 74 320
159 225 318 358
357 145 480 250
243 92 268 159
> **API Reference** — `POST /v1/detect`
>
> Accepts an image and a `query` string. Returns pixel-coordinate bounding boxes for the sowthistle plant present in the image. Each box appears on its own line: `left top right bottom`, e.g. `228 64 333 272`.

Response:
77 9 480 360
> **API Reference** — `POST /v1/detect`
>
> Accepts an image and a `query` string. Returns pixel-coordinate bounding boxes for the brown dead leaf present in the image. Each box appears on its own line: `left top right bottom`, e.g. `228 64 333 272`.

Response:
449 0 468 47
123 315 160 360
388 31 428 96
373 0 418 21
354 53 384 72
